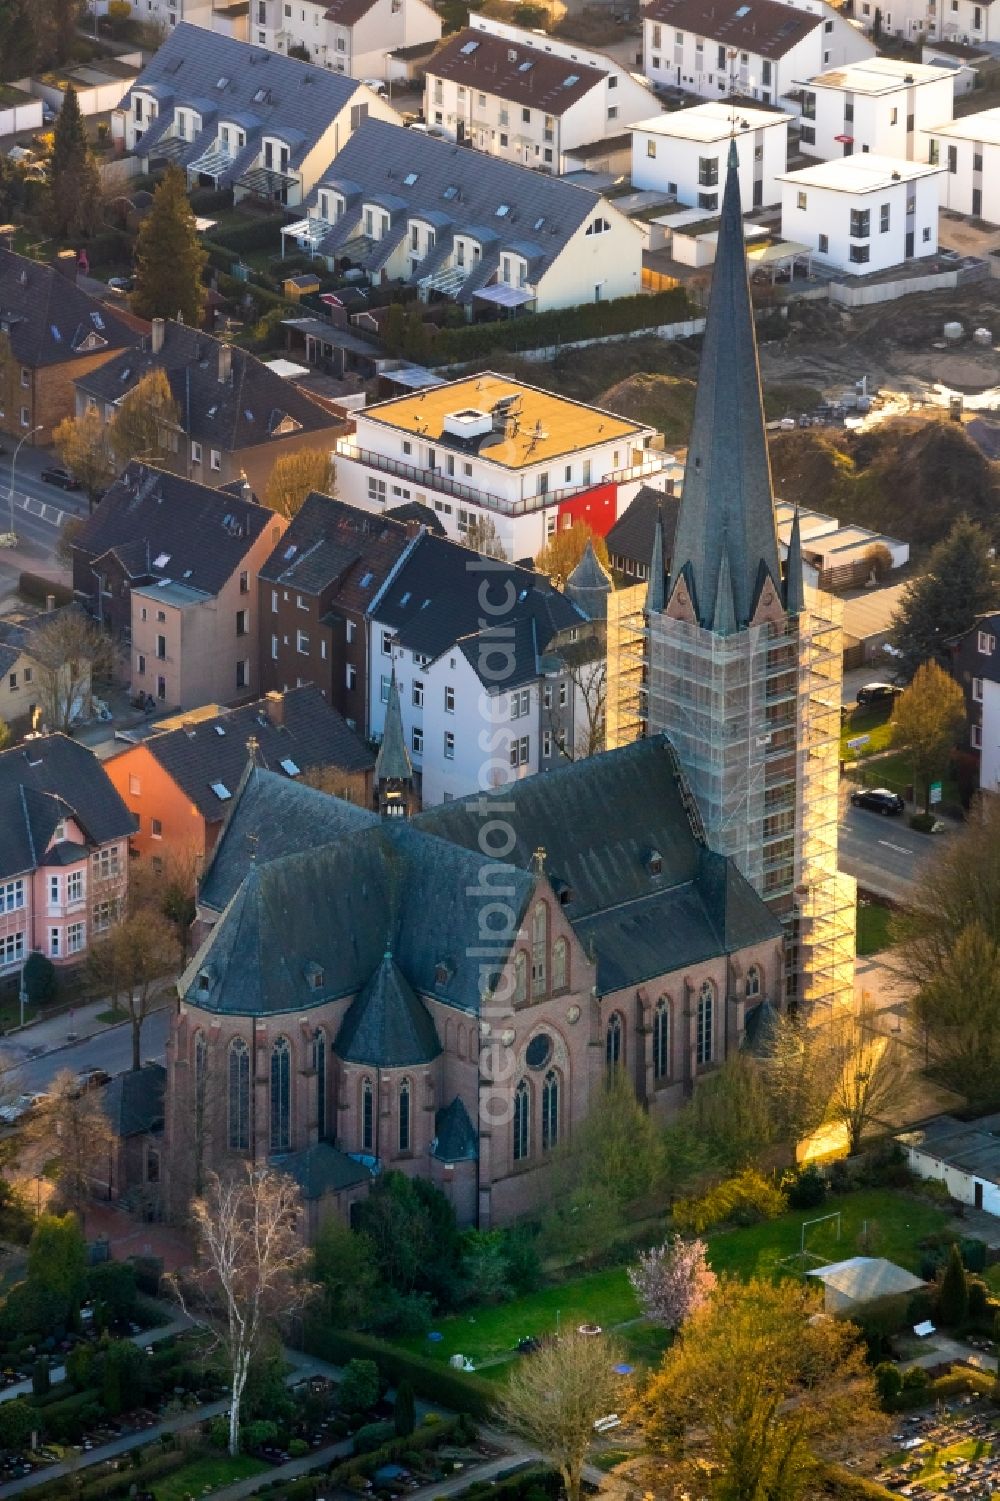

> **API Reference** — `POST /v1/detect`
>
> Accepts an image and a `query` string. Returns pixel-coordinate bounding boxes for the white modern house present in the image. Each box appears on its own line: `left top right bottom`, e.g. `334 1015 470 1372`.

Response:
285 119 645 316
245 0 440 80
113 24 399 207
778 154 942 274
422 26 655 171
642 0 873 108
333 372 667 559
365 531 589 805
132 0 216 34
630 102 790 209
854 0 1000 44
928 107 1000 221
794 56 955 162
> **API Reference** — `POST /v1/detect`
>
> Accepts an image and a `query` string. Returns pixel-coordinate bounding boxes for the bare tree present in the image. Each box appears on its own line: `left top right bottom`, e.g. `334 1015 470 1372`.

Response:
498 1331 628 1501
177 1166 312 1456
108 369 181 473
29 1070 114 1220
129 847 201 961
464 513 507 560
27 608 109 732
546 630 607 762
825 1000 909 1156
85 908 181 1071
264 450 335 519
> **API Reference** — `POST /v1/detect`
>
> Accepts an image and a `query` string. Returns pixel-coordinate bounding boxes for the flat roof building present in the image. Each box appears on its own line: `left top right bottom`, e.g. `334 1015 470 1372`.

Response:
779 154 943 274
630 102 791 210
795 56 955 164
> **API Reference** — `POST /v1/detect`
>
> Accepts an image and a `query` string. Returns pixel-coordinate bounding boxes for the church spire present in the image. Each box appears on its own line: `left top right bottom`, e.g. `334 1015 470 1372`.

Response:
668 139 782 632
784 505 805 615
375 669 412 817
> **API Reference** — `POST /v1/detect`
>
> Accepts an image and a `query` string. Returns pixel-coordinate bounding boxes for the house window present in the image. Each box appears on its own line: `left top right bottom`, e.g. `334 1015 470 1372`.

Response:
271 635 278 660
559 682 568 708
346 663 357 690
880 203 890 233
510 735 529 768
93 899 116 933
297 630 310 654
93 846 120 880
552 936 568 991
606 1011 623 1070
210 449 221 471
696 981 714 1066
513 1078 530 1161
239 571 249 595
398 1077 411 1153
511 687 530 718
228 1038 250 1151
972 724 983 749
514 949 528 1005
381 629 393 656
646 138 657 159
444 731 455 760
368 476 387 503
270 1036 291 1153
314 1030 326 1139
49 875 59 905
699 156 719 187
361 1077 374 1152
796 191 807 210
67 870 83 902
146 1148 160 1184
444 684 455 713
850 208 870 238
236 609 248 636
973 676 985 701
66 922 85 955
746 964 761 998
236 659 248 691
531 903 547 997
192 442 203 466
653 997 670 1080
0 932 25 966
412 679 423 707
49 928 60 958
542 1070 558 1152
978 630 996 655
150 818 163 839
0 879 24 913
818 233 829 253
850 244 870 264
380 674 391 703
412 726 423 754
156 634 166 661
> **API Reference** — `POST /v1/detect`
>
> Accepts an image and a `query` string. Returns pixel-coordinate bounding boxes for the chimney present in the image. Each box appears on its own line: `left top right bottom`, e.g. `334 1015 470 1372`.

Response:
218 343 232 383
45 594 55 612
54 249 77 283
151 317 165 354
263 690 284 727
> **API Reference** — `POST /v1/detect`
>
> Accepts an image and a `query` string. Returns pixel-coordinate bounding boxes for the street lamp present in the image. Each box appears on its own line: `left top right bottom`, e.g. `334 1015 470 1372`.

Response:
4 424 43 547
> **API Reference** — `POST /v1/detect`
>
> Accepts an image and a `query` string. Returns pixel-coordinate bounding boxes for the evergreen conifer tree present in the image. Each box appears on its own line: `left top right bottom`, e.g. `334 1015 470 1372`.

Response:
132 164 207 327
48 86 101 238
938 1242 969 1328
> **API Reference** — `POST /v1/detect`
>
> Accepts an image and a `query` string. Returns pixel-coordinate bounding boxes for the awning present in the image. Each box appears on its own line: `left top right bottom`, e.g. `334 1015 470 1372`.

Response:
282 215 335 250
146 136 190 165
187 143 237 180
418 264 466 296
473 283 535 307
237 165 297 198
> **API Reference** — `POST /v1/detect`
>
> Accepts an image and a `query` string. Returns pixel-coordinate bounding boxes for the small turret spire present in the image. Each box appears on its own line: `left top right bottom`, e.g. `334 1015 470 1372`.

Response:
645 507 665 615
784 505 805 615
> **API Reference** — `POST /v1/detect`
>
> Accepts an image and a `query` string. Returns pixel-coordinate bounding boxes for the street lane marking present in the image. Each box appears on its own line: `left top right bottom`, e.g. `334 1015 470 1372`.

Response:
878 840 910 854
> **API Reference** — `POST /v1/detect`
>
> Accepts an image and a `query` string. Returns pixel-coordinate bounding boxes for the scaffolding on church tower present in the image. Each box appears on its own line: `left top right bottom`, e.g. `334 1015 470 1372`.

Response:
609 580 856 1017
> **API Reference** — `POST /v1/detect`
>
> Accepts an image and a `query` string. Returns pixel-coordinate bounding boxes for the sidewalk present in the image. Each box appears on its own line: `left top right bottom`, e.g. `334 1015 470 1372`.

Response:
0 996 170 1068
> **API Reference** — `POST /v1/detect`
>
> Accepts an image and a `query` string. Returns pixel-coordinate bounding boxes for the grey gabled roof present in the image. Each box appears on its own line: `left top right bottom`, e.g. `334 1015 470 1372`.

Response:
308 118 607 286
0 250 137 371
667 141 782 630
279 1142 372 1197
100 1064 166 1138
336 950 442 1066
198 767 378 915
122 23 374 173
0 735 136 882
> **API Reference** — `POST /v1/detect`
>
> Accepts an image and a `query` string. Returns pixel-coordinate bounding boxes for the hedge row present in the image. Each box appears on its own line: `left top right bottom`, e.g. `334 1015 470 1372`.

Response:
18 574 73 608
26 1439 192 1501
428 286 694 363
301 1323 495 1418
211 216 287 253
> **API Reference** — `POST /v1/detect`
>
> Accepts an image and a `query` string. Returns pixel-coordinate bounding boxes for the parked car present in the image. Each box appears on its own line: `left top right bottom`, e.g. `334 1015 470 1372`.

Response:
850 787 905 816
361 77 388 96
856 681 902 707
40 466 82 491
107 275 134 294
0 1093 40 1126
72 1067 111 1096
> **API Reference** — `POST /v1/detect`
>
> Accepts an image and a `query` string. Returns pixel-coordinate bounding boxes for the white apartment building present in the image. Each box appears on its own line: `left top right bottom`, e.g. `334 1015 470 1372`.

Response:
423 26 655 171
130 0 215 34
928 107 1000 220
854 0 997 43
643 0 873 108
365 531 587 805
630 102 790 209
779 154 942 273
114 24 399 208
245 0 440 79
287 118 644 315
334 374 667 560
795 57 955 161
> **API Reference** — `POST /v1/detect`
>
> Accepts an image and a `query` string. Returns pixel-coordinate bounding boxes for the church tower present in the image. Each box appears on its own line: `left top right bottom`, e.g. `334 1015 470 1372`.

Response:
644 142 855 1014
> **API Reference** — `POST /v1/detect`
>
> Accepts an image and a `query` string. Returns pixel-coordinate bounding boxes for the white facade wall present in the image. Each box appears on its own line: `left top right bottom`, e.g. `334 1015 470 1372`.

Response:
780 169 940 273
423 73 628 171
535 207 643 309
931 127 1000 221
630 116 789 208
0 96 42 136
798 72 954 162
979 677 1000 791
906 1145 1000 1214
248 0 439 79
642 7 872 107
135 0 215 32
864 0 997 44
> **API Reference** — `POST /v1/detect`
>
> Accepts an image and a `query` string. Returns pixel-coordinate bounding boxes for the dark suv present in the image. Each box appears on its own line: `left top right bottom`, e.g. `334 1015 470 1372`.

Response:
40 466 82 491
856 682 901 707
850 787 905 816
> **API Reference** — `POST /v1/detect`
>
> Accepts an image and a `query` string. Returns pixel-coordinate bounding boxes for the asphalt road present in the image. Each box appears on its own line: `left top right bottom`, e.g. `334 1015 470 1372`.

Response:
7 1008 172 1094
0 458 91 594
837 800 942 903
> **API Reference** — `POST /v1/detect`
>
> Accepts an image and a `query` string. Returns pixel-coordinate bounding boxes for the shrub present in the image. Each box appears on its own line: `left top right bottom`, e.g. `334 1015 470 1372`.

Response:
338 1358 381 1414
208 1416 229 1449
366 1290 434 1339
128 1255 163 1297
212 216 285 253
786 1165 826 1210
0 1399 34 1453
938 1243 969 1327
22 951 57 1005
287 1438 310 1458
64 1342 94 1391
244 1420 278 1449
17 574 73 609
302 1323 495 1418
962 1238 988 1274
967 1276 990 1322
87 1261 138 1327
32 1359 50 1398
673 1169 787 1235
874 1362 902 1408
909 812 936 833
353 1421 396 1454
394 1380 415 1438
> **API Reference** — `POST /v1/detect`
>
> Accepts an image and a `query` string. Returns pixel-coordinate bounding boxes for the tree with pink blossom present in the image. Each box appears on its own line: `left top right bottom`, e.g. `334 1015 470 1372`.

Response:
628 1235 716 1330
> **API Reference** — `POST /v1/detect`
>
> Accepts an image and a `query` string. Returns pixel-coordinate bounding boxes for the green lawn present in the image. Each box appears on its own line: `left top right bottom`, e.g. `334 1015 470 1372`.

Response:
151 1454 268 1501
852 748 961 810
840 703 895 761
857 900 893 956
398 1191 947 1376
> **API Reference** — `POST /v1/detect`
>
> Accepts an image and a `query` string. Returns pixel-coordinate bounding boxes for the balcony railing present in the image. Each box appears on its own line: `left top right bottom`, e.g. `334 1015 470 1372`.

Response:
337 443 669 517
